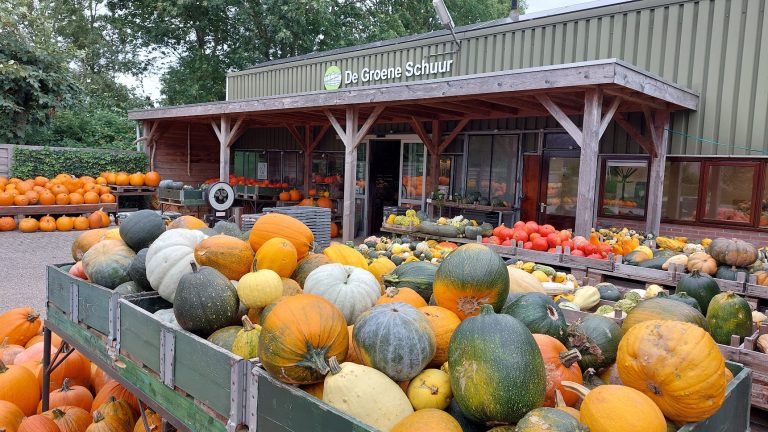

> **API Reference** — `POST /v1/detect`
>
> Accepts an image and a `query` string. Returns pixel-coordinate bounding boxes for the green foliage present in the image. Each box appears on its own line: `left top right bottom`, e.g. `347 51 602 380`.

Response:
10 146 148 178
25 109 136 150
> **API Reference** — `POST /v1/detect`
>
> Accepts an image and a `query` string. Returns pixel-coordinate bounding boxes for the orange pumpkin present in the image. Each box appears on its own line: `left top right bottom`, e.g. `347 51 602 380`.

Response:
13 194 29 206
193 235 255 280
24 332 62 349
94 396 136 431
38 191 56 205
0 216 16 231
18 414 58 432
279 191 291 201
18 217 39 233
132 408 162 432
55 193 71 205
87 213 104 229
143 172 161 187
115 173 130 186
330 222 339 238
92 381 140 418
167 215 207 230
248 213 314 259
24 191 39 205
14 181 32 194
0 360 41 415
316 197 333 208
255 237 298 277
38 378 94 413
49 184 69 196
533 334 582 407
0 191 14 206
308 188 317 196
99 186 111 196
91 210 110 227
86 410 125 432
391 409 462 432
345 325 362 364
418 306 461 367
33 176 48 187
69 193 84 205
0 308 41 346
99 193 116 204
105 172 117 184
42 406 92 432
73 216 90 231
18 343 91 390
377 287 428 308
90 364 113 395
128 173 145 186
0 400 24 432
71 228 108 260
0 338 24 365
289 189 302 201
298 198 316 206
95 177 107 185
57 216 75 231
83 191 100 204
40 215 57 232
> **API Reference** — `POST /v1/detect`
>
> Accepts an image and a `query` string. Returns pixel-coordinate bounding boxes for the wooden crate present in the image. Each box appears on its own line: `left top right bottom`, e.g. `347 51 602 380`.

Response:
739 325 768 411
680 362 752 432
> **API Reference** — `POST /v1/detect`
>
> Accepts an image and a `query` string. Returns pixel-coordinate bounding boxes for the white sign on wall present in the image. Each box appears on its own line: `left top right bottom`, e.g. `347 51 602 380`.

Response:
323 58 455 90
257 162 268 180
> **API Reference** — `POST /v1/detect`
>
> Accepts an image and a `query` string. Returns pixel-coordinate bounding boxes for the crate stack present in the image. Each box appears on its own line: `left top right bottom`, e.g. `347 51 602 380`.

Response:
240 214 261 231
264 206 332 249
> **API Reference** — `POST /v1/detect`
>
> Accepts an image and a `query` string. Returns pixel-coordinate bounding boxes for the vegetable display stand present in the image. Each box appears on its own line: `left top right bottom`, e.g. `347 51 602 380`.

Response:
108 185 157 212
0 203 117 219
734 325 768 411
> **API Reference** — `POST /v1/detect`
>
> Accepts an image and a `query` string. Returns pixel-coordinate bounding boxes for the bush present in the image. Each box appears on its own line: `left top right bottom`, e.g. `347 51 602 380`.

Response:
25 109 137 150
10 146 148 178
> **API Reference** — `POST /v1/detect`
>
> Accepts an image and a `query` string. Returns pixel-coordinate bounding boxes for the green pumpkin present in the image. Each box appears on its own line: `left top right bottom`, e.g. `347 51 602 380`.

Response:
715 265 748 281
353 303 435 381
128 248 151 290
446 400 486 432
637 255 668 269
622 297 709 333
675 270 721 314
501 292 569 345
486 427 516 432
449 304 546 426
623 250 648 265
119 209 166 252
464 226 483 239
82 240 136 289
207 325 243 350
213 220 243 238
291 254 332 288
382 261 438 302
232 316 261 359
515 407 588 432
173 263 240 337
668 292 702 312
706 291 753 344
114 280 145 295
596 282 621 301
567 315 622 372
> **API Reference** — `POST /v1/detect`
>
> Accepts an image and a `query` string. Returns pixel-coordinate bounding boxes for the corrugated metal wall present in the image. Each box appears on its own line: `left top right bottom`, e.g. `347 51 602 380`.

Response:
227 0 768 156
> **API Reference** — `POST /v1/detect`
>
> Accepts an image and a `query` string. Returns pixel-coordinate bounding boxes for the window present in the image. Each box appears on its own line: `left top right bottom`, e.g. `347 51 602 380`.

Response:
464 135 519 206
545 156 580 217
600 159 649 218
662 161 700 221
702 162 757 225
401 142 425 203
762 165 768 227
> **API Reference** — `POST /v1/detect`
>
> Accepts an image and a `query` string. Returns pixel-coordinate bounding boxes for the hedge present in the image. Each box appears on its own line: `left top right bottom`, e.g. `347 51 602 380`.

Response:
10 145 149 178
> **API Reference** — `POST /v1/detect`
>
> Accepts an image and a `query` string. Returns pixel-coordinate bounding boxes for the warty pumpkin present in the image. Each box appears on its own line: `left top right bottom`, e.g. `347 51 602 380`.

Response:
617 320 726 423
561 381 665 432
86 410 125 432
406 368 452 410
145 228 208 302
248 213 314 259
0 400 24 432
95 396 136 431
533 334 582 407
254 237 298 277
38 378 93 412
0 360 41 415
706 291 753 344
418 306 460 367
82 240 136 289
18 414 58 432
391 408 462 432
92 381 140 417
258 294 348 384
194 234 254 280
42 406 92 432
0 308 41 345
322 244 368 269
304 264 380 323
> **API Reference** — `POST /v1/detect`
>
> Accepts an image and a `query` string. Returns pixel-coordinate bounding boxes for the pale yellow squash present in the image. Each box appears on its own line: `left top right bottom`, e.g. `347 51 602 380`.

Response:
406 369 452 410
507 267 546 293
237 269 283 308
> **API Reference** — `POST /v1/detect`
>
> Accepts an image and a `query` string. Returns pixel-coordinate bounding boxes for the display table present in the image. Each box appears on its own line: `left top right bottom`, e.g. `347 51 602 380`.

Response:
427 201 518 225
108 185 157 212
0 203 118 218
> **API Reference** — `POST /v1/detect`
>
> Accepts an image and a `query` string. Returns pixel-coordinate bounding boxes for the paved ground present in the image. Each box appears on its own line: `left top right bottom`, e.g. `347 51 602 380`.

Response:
0 229 84 315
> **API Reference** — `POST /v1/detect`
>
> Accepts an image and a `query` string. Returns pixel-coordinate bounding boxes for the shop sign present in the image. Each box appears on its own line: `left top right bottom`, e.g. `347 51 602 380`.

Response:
323 59 455 90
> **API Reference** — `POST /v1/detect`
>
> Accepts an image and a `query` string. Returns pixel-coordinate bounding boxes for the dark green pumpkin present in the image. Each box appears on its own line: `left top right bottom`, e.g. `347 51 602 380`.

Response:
622 297 709 333
173 263 240 337
668 292 702 312
446 400 486 432
382 261 438 302
353 303 436 381
503 292 526 307
706 291 753 344
501 292 569 345
291 254 332 288
715 265 748 281
114 280 145 295
675 270 721 314
637 255 668 269
515 408 588 432
567 314 623 372
596 282 621 301
464 226 483 239
118 209 166 252
207 325 243 350
81 240 136 289
128 248 151 290
448 304 546 425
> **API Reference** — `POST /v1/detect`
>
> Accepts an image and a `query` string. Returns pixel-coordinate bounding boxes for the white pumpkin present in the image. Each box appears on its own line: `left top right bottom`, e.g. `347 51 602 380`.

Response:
304 263 380 323
146 229 208 302
323 359 413 430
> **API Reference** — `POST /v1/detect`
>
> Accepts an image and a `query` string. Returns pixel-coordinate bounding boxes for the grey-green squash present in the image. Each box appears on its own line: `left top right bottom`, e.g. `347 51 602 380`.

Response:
207 325 242 350
173 262 240 336
567 314 623 372
596 282 621 301
114 280 145 295
128 248 151 291
119 209 166 252
382 261 438 302
515 407 588 432
501 292 569 345
706 291 753 344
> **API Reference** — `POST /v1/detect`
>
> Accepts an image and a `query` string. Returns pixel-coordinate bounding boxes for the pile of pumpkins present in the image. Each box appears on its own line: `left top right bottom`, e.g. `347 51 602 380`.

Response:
99 172 161 188
0 307 168 432
0 173 127 208
277 189 303 202
66 209 743 431
1 210 112 234
354 236 456 266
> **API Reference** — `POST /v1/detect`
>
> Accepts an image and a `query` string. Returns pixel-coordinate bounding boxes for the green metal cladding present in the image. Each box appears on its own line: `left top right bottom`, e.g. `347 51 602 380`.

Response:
227 0 768 156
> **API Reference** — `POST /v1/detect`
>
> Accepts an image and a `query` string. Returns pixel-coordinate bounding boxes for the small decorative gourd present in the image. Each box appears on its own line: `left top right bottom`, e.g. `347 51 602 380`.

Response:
406 368 452 410
232 316 261 359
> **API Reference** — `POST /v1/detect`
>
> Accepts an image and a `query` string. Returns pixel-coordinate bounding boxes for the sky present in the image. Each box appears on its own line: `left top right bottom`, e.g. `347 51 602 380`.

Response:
116 0 595 102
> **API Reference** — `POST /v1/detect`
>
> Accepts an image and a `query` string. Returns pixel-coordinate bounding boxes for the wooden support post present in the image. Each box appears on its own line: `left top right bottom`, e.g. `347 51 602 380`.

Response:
211 117 232 182
574 88 602 238
645 111 670 236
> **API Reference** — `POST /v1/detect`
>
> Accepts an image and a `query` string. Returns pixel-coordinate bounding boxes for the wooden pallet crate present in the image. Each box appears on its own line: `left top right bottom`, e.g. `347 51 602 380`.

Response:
738 324 768 411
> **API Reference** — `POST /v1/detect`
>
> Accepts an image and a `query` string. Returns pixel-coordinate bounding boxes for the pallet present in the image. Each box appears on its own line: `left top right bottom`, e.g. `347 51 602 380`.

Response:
1 203 118 217
108 185 158 193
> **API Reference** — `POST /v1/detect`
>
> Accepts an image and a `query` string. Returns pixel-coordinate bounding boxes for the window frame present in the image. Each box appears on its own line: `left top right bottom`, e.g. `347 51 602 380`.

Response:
597 155 651 221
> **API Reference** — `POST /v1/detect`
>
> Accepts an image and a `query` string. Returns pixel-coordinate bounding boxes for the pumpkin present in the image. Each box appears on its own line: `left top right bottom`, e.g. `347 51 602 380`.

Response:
56 216 74 231
87 212 104 229
71 229 110 262
144 172 161 187
622 297 709 335
173 263 239 336
42 406 92 432
18 343 91 390
709 238 758 267
0 308 41 345
291 254 332 288
145 229 207 302
19 217 39 233
86 410 125 432
323 244 368 269
533 334 582 407
377 287 428 308
0 338 24 364
254 237 298 277
167 215 207 230
617 320 726 422
0 360 40 415
675 269 721 314
330 222 339 238
502 293 569 345
258 294 348 384
40 216 57 232
368 257 396 288
114 172 130 186
418 306 460 367
449 304 546 425
754 270 768 286
434 244 509 320
248 213 313 259
237 269 283 309
515 407 587 432
304 264 380 323
118 210 166 252
0 400 24 432
18 415 58 432
567 315 623 372
301 382 324 399
232 316 261 359
90 364 112 395
561 381 666 432
207 325 242 351
686 252 717 275
127 249 151 291
0 217 16 231
92 390 138 424
24 332 62 349
668 292 702 312
73 216 90 231
383 261 438 302
96 396 136 430
353 303 436 382
133 408 162 432
128 173 145 186
323 358 413 430
391 409 462 432
281 278 302 296
706 291 753 344
39 378 93 412
81 240 136 289
193 235 254 280
406 368 452 410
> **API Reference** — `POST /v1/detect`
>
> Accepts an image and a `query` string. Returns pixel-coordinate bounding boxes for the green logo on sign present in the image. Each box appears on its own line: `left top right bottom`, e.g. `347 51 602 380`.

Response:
324 66 342 90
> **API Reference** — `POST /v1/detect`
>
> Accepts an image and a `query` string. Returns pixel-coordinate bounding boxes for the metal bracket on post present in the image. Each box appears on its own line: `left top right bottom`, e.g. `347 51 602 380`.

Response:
107 293 121 359
228 360 248 432
68 282 79 323
159 328 175 388
247 364 259 432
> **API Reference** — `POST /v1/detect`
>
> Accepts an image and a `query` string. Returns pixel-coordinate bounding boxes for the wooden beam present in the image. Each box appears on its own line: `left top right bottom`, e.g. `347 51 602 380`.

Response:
217 116 231 182
324 110 346 139
409 118 436 153
603 89 667 111
646 111 670 235
574 88 602 238
464 99 520 116
311 124 330 150
354 106 385 145
536 94 583 146
613 114 656 157
426 101 494 117
599 97 621 139
226 117 245 147
342 108 359 242
286 125 305 149
210 119 223 144
643 107 662 148
438 118 470 153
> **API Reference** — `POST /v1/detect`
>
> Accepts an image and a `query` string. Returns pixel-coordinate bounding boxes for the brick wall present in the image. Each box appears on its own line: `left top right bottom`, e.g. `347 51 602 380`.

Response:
596 218 768 246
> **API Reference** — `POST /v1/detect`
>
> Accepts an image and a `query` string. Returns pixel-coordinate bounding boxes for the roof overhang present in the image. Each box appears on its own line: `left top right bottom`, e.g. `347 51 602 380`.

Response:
129 59 698 124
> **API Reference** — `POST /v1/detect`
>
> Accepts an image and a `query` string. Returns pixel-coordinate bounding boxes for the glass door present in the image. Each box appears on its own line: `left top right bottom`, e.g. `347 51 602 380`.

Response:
539 151 580 229
399 141 427 208
355 142 369 238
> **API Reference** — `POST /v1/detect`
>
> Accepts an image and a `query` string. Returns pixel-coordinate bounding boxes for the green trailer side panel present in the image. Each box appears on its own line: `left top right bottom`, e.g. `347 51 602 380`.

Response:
77 280 112 334
119 297 167 372
47 265 72 315
173 330 235 417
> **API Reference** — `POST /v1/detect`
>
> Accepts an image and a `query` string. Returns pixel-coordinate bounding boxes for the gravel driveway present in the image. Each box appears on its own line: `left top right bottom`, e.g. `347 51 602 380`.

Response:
0 229 85 315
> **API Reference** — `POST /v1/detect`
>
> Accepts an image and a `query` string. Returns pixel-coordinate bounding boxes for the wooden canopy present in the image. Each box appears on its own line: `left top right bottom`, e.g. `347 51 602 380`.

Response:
129 58 698 241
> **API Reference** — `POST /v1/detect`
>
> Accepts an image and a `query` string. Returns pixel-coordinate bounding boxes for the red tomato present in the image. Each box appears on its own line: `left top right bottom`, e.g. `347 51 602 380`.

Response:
512 230 529 243
558 230 571 242
539 224 556 237
501 239 512 246
571 249 586 257
532 237 549 251
587 253 605 260
529 232 542 242
524 221 540 235
546 233 561 248
561 240 574 250
523 241 533 250
513 220 526 230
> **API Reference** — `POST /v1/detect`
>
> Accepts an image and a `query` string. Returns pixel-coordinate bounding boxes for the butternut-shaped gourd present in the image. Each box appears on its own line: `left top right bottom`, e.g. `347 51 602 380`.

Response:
572 286 600 310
